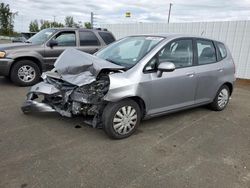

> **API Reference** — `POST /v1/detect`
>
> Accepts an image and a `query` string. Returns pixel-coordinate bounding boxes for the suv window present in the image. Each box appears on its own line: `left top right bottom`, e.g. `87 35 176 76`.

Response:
158 39 193 68
217 42 227 59
79 31 99 46
197 39 216 64
99 32 115 44
54 32 76 46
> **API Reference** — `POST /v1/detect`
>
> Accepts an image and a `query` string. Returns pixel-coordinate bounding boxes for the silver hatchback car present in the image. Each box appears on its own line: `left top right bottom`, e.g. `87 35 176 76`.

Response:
22 34 236 139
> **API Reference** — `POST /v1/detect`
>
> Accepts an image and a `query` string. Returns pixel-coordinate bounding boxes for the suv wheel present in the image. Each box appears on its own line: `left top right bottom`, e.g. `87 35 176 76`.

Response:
210 85 230 111
10 60 41 86
102 99 141 139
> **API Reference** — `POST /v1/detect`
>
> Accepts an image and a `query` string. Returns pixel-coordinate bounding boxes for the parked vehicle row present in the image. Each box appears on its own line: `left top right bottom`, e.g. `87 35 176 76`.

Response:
0 28 115 86
21 34 236 139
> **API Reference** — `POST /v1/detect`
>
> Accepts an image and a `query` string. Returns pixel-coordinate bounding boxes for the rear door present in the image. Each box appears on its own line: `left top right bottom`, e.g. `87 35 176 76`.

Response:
77 31 102 54
194 39 224 104
44 31 77 69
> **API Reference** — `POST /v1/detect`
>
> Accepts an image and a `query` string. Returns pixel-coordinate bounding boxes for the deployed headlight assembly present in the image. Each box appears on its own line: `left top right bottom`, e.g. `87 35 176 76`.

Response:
0 51 6 58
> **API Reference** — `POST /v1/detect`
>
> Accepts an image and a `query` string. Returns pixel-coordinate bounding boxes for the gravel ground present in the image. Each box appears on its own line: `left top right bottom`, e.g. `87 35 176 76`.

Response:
0 77 250 188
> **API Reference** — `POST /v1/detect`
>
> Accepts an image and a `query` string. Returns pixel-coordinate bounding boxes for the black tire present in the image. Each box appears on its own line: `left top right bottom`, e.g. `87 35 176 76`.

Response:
3 76 10 80
10 60 41 86
102 99 141 139
210 85 230 111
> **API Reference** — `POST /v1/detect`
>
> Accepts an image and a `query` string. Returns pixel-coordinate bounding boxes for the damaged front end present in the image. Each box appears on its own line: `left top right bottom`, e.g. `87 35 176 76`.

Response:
21 49 124 127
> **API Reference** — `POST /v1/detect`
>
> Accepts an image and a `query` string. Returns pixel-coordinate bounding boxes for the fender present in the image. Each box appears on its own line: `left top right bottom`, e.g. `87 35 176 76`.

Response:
9 51 45 72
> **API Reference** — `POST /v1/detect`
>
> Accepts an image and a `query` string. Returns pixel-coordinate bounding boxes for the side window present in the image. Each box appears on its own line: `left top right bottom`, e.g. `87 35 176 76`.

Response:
144 39 193 72
197 40 216 64
158 39 193 68
99 32 115 44
79 31 100 46
217 42 227 59
54 32 76 46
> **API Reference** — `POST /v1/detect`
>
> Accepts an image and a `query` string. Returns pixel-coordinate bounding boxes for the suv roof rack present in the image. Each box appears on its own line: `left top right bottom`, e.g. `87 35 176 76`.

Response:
94 28 108 31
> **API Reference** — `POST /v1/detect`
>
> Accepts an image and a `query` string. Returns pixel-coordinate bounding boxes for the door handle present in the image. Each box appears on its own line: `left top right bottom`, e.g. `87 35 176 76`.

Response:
217 68 223 72
186 72 195 77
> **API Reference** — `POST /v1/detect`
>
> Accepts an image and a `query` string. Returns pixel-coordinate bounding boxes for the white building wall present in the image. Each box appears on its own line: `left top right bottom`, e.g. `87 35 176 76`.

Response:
101 21 250 79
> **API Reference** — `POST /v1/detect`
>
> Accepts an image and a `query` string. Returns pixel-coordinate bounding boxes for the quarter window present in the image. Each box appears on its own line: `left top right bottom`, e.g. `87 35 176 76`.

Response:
79 31 99 46
158 39 193 68
197 40 216 64
217 43 227 59
99 32 115 44
54 32 76 46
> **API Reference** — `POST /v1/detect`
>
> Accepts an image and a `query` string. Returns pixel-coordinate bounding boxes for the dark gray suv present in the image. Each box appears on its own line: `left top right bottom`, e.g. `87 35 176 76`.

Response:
0 28 115 86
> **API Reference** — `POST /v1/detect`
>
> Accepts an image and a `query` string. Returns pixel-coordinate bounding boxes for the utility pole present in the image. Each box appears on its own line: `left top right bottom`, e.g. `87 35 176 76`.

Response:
91 12 94 29
53 15 56 23
168 3 173 23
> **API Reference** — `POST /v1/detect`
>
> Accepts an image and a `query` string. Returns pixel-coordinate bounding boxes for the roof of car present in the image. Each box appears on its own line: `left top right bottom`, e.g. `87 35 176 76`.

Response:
130 33 223 43
51 27 111 32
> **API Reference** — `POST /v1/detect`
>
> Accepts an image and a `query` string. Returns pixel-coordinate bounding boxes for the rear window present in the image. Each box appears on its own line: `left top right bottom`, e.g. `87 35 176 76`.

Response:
196 39 217 65
99 32 115 44
79 31 100 46
217 42 227 59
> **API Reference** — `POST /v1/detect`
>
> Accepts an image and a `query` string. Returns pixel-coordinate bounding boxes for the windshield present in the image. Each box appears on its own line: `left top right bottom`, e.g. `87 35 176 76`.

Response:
27 28 56 45
96 36 164 68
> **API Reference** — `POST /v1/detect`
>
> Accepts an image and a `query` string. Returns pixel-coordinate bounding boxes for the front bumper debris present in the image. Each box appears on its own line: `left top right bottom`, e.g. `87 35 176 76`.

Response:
21 49 122 128
21 99 55 113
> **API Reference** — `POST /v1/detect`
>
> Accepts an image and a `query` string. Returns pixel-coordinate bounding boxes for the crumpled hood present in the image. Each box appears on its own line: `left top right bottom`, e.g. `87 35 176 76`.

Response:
46 48 124 86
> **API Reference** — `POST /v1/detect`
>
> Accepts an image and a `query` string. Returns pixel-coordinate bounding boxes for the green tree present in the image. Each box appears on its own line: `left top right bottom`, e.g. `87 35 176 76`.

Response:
65 16 74 27
40 20 51 30
51 21 64 28
0 3 17 36
29 20 39 32
39 20 64 30
84 22 92 29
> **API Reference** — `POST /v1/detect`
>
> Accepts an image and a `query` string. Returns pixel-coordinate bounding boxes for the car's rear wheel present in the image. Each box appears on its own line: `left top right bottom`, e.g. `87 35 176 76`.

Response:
102 99 141 139
210 85 230 111
10 60 41 86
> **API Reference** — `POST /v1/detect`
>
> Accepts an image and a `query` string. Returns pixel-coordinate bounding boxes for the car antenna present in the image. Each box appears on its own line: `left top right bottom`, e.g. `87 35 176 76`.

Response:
201 31 205 36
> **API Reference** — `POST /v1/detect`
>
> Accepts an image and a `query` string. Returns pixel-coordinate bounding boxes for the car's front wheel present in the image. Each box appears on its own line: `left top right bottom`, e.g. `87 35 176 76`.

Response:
102 99 141 139
210 85 230 111
10 60 41 86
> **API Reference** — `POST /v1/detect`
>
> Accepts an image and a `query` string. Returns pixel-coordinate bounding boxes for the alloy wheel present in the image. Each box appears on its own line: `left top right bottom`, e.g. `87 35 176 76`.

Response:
17 65 36 83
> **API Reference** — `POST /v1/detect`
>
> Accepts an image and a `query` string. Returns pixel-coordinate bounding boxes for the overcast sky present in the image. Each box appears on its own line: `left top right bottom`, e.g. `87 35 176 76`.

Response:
3 0 250 32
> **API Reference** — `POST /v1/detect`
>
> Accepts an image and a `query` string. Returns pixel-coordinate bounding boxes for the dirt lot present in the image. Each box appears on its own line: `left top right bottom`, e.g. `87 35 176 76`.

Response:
0 77 249 188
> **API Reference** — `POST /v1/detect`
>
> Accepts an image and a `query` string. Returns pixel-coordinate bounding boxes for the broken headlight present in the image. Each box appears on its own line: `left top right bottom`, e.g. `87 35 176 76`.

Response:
71 77 110 104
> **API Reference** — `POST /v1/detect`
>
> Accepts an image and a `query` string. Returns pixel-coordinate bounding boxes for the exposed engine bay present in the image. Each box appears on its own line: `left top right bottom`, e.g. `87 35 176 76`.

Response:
21 49 125 128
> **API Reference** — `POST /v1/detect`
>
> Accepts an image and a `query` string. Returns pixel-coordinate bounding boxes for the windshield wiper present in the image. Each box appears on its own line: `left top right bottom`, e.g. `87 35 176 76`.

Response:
105 58 120 65
25 41 31 43
105 58 128 70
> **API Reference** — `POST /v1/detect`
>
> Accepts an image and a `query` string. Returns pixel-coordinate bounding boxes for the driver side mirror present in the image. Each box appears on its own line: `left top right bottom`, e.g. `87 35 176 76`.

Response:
48 40 58 48
157 62 175 77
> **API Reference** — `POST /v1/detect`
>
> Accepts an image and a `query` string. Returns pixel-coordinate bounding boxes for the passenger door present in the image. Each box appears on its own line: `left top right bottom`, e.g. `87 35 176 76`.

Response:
44 31 77 69
194 39 224 104
77 31 102 54
143 39 198 115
